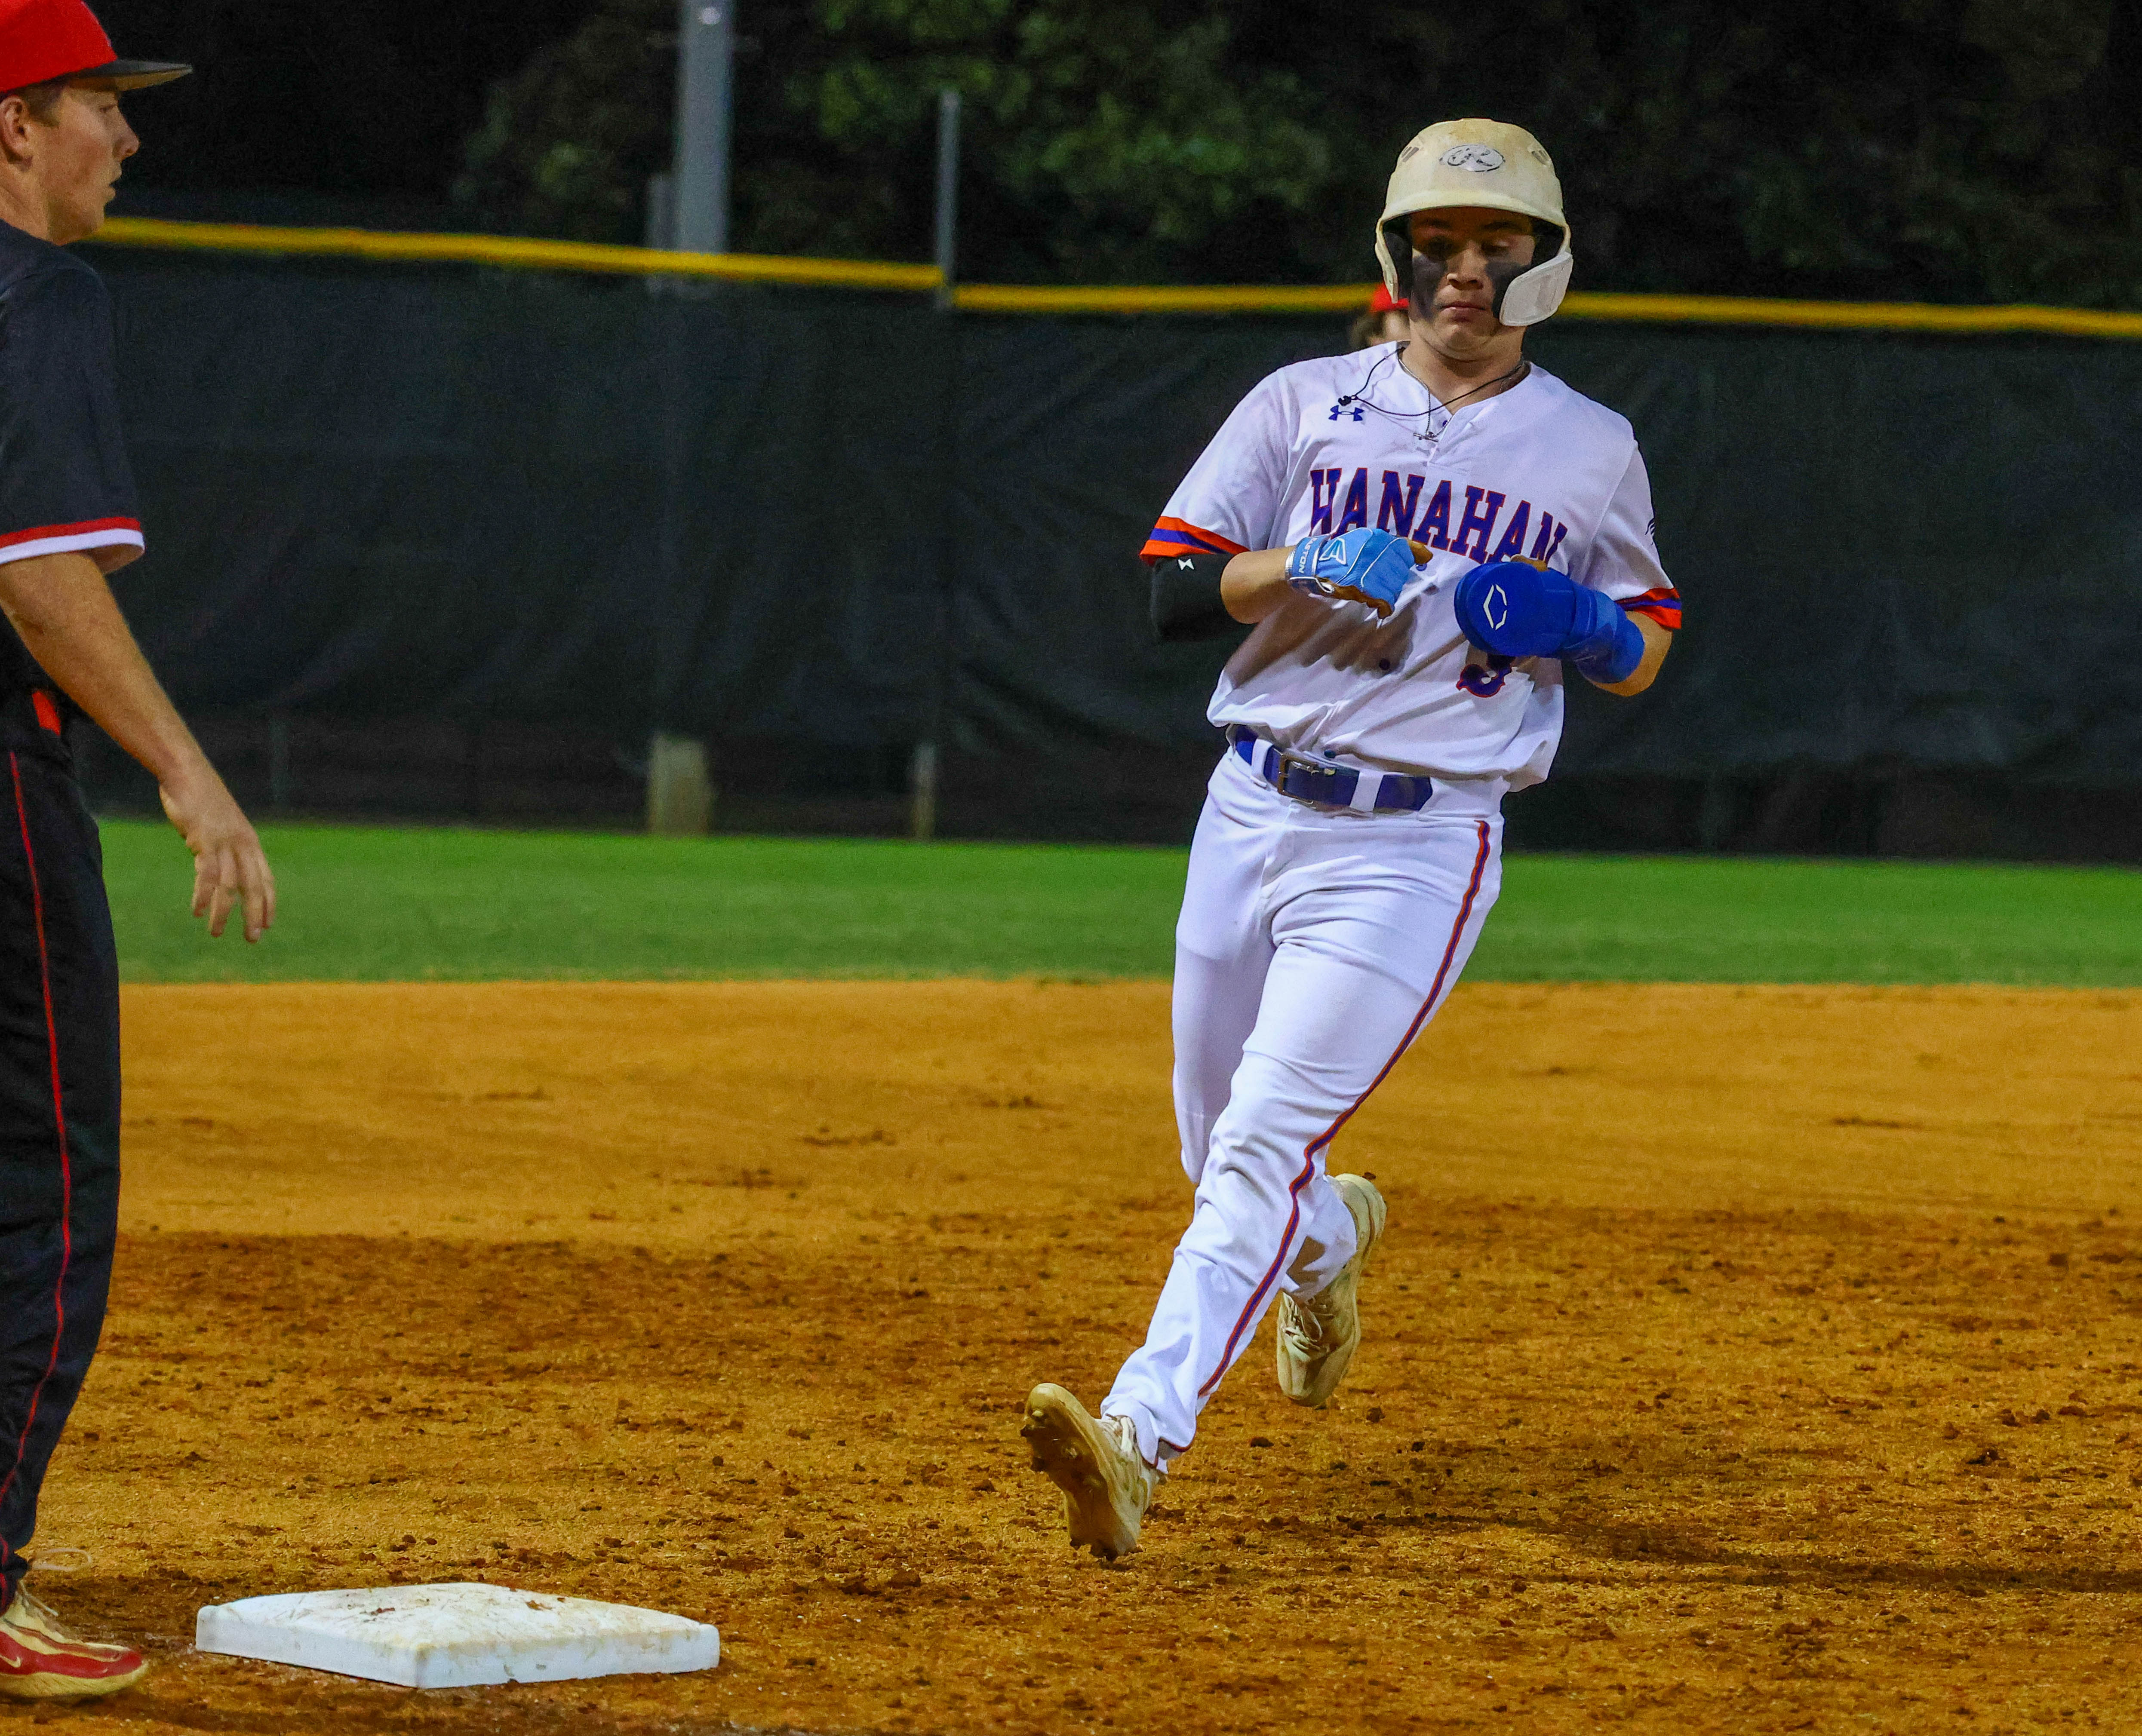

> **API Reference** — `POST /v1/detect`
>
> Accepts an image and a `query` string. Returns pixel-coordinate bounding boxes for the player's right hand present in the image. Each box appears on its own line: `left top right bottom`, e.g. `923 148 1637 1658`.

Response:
160 764 277 943
1285 528 1432 619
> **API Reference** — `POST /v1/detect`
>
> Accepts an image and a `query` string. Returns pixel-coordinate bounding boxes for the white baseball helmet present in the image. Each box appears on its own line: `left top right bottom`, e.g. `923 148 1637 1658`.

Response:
1374 119 1572 328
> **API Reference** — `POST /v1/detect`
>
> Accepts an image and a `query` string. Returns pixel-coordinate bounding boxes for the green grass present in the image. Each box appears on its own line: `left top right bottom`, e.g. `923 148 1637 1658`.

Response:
98 820 2142 987
104 823 1188 984
1484 854 2142 986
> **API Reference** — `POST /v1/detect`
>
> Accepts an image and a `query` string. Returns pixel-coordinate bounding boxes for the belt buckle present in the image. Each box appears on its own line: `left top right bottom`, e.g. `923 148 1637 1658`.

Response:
1274 749 1349 807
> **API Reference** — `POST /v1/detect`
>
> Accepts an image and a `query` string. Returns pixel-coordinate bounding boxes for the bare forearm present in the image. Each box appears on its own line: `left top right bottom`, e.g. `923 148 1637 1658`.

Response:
0 552 210 785
1592 615 1672 696
1220 547 1297 623
0 552 274 939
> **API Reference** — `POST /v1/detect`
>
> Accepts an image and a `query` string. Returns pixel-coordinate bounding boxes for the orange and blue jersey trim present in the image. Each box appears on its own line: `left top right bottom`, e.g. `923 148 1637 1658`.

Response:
1619 587 1682 631
1140 517 1247 564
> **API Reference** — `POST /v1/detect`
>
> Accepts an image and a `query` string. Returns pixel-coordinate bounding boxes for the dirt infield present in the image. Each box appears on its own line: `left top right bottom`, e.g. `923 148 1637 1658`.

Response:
24 980 2142 1734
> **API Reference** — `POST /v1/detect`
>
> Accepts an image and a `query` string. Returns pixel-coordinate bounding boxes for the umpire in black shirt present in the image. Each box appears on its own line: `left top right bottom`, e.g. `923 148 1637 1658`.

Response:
0 0 271 1699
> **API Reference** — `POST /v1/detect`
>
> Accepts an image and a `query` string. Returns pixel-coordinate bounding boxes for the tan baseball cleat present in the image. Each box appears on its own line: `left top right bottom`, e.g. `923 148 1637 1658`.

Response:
1020 1383 1155 1561
1276 1172 1387 1408
0 1586 149 1700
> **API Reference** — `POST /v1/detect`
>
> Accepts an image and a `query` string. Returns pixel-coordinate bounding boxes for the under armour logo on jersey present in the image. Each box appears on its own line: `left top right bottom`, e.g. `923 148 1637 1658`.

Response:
1328 400 1365 422
1177 558 1196 570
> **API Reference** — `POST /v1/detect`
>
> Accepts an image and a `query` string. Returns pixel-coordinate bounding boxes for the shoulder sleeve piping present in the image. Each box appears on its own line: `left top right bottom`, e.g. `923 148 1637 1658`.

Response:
1140 516 1249 564
0 518 144 566
1617 587 1681 631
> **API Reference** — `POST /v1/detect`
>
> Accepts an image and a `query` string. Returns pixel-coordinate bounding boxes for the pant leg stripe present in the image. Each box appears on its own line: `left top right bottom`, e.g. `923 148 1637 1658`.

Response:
0 753 74 1581
1195 820 1491 1398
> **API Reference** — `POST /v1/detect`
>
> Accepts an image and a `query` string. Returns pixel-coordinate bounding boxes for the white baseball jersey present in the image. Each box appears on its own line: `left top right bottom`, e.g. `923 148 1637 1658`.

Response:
1142 345 1680 788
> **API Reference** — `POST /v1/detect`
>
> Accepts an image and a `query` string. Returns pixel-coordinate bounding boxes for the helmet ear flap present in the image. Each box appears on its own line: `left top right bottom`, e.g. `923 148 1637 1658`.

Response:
1495 221 1573 326
1378 217 1414 302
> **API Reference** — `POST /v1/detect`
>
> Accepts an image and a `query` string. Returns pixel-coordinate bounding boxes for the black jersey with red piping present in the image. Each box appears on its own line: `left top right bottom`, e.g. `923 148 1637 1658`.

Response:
0 220 142 699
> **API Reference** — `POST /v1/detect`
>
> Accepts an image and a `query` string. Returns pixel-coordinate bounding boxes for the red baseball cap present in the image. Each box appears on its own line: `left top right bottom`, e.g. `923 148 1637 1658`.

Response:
1368 283 1408 316
0 0 188 94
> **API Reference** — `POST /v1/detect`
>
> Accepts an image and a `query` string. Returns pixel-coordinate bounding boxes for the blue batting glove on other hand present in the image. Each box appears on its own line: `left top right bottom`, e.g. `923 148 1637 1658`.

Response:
1286 528 1427 619
1452 559 1645 685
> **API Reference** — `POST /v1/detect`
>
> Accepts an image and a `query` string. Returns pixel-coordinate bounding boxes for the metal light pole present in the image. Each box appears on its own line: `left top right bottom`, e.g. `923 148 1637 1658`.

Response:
910 87 962 840
674 0 734 254
647 2 736 835
933 86 962 311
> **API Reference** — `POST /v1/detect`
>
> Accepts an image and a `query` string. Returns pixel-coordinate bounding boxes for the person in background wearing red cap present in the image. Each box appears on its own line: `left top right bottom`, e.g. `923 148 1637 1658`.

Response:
0 0 272 1700
1347 282 1410 351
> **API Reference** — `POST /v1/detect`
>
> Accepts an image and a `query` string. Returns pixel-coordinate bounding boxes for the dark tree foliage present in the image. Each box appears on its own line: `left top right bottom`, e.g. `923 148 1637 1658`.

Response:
459 0 2142 304
454 0 677 245
92 0 2142 304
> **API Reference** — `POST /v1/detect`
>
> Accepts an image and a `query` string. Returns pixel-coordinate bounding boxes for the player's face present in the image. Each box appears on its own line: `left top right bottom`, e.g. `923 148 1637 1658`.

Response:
39 83 138 245
1406 208 1538 356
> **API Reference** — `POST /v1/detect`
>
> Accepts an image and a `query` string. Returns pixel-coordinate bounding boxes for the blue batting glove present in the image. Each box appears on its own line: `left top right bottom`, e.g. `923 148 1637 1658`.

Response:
1286 528 1423 618
1452 560 1644 684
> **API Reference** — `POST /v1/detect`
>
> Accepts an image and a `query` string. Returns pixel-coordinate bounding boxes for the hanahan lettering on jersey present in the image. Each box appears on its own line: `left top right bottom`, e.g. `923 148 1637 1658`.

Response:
1135 350 1683 787
1302 466 1572 568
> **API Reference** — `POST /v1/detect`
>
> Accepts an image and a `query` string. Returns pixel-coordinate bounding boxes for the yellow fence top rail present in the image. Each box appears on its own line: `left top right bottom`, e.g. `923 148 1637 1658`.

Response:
86 216 2142 339
93 215 943 292
953 282 1368 315
1559 290 2142 340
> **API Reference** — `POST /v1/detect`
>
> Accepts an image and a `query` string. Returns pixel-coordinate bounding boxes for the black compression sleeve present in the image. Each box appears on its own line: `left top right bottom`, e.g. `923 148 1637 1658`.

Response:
1148 551 1243 644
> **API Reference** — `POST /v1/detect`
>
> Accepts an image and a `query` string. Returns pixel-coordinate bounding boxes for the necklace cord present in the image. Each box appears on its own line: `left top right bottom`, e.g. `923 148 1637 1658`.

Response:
1334 347 1529 433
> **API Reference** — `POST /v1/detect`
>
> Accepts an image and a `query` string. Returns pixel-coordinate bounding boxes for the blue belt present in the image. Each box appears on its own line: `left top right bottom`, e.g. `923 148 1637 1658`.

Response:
1227 725 1435 812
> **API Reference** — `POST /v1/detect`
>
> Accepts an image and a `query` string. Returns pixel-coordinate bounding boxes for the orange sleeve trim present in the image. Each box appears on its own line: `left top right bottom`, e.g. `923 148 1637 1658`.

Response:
1140 516 1249 564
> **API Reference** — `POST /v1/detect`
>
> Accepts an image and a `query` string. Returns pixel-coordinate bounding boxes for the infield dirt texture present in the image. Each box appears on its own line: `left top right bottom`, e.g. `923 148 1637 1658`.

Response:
36 976 2142 1734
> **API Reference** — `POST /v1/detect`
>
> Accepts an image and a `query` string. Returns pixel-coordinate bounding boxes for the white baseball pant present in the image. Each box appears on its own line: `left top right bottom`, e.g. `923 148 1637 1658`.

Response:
1102 746 1503 1468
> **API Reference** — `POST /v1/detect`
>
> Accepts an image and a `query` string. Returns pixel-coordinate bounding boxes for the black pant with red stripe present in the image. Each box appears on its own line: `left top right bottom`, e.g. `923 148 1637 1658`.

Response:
0 716 118 1612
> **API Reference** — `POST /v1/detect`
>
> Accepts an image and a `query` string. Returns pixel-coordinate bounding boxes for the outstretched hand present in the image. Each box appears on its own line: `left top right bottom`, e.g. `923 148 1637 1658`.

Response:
160 768 275 942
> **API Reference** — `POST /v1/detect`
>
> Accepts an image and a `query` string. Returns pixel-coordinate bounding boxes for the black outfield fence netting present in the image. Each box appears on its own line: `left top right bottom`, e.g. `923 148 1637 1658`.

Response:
71 250 2142 859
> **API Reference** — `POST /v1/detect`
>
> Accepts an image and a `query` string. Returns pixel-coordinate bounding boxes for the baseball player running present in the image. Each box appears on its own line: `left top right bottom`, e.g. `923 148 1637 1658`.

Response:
1021 120 1680 1559
0 0 273 1697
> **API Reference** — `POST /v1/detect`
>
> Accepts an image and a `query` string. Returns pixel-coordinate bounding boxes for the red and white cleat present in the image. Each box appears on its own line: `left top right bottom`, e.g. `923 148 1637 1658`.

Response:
0 1586 148 1700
